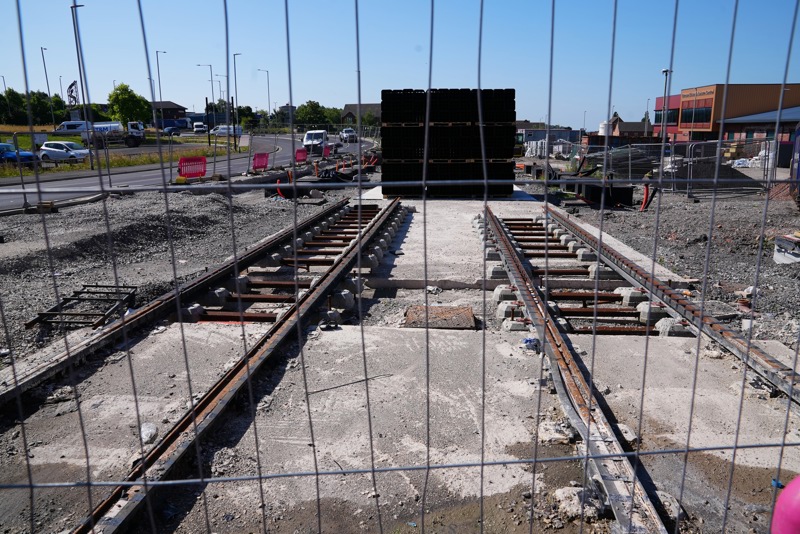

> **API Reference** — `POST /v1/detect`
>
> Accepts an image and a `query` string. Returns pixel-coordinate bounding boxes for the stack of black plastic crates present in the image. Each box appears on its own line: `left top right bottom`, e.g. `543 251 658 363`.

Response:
381 88 515 198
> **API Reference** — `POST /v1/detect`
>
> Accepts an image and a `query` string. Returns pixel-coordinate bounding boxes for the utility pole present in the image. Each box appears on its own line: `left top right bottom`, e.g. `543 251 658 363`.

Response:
233 53 241 131
41 47 56 127
156 50 166 127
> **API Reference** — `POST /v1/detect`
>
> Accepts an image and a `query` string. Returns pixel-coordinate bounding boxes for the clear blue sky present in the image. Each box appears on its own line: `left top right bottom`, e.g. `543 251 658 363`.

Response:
3 0 799 129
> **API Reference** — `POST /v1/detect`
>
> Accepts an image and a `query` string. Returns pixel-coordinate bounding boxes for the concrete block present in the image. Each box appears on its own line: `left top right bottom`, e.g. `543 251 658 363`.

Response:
281 245 293 258
615 287 647 306
208 287 230 306
382 232 393 244
374 238 388 251
553 487 603 522
502 319 528 331
339 277 364 295
547 223 559 233
370 246 384 261
320 221 329 231
361 254 380 270
265 253 283 267
616 423 639 446
587 264 619 280
557 317 573 332
235 275 250 293
309 189 324 199
553 229 566 239
485 247 500 261
303 231 314 241
560 234 575 246
488 265 508 280
547 301 560 315
576 249 597 262
567 241 584 253
331 290 355 310
496 301 522 320
538 421 577 444
295 237 304 249
492 285 517 303
637 301 670 324
327 216 337 226
741 318 754 332
187 303 205 320
656 317 689 336
320 309 342 327
312 225 322 235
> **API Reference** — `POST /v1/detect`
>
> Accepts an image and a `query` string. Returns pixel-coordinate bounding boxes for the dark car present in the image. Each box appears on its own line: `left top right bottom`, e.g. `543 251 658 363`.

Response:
163 127 181 136
0 143 36 166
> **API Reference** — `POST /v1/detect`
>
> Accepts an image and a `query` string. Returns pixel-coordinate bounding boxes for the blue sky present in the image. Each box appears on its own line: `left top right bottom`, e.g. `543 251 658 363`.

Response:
3 0 799 129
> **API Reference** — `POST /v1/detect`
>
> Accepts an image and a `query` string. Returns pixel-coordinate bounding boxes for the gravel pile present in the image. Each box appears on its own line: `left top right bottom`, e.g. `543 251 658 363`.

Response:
0 186 357 361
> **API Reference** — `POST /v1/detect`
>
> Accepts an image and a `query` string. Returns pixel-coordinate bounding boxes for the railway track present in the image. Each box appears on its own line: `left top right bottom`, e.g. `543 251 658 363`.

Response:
62 198 408 532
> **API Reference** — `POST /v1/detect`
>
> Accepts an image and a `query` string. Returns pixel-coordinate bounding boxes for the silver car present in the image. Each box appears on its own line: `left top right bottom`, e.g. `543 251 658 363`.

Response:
39 141 90 163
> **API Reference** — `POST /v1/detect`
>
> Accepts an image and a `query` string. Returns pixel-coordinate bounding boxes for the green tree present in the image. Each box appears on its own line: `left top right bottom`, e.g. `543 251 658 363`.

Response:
295 100 327 127
107 83 151 124
362 111 378 127
324 106 342 126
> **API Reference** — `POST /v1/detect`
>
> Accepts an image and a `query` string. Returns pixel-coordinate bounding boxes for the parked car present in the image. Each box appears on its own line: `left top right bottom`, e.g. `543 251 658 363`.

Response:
210 125 243 136
163 127 181 136
339 127 357 143
193 122 207 134
38 141 90 163
0 143 36 166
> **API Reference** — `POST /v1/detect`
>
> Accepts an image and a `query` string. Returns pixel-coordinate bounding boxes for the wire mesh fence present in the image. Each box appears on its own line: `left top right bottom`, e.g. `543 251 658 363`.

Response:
1 1 800 533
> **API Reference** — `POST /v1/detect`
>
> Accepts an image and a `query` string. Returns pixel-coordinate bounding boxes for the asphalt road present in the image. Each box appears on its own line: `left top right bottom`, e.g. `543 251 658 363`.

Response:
0 134 374 211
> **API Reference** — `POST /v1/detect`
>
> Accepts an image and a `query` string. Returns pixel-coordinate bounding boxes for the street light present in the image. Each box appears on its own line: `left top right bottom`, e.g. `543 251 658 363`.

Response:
1 75 10 116
59 75 63 99
40 47 56 127
155 50 166 126
215 76 225 105
660 68 671 143
197 64 215 127
258 68 271 127
645 98 650 137
233 53 241 131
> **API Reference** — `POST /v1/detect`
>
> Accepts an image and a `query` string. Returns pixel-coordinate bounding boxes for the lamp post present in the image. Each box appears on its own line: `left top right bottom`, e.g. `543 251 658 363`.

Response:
645 98 650 136
59 75 63 99
197 64 215 127
258 69 271 127
40 47 56 127
233 53 241 131
1 75 10 116
70 2 94 170
215 76 225 107
660 68 671 143
112 79 116 90
155 50 166 127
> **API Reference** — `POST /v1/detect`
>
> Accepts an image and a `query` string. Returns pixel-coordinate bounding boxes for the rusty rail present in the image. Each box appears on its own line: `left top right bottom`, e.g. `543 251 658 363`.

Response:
545 205 800 407
485 207 667 534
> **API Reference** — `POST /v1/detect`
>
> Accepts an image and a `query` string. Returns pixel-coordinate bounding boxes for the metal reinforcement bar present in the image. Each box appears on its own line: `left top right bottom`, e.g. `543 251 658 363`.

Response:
485 207 667 534
74 198 403 533
0 199 350 408
544 205 800 407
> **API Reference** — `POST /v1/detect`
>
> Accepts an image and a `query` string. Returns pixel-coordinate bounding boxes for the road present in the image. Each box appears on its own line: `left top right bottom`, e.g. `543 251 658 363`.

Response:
0 134 374 211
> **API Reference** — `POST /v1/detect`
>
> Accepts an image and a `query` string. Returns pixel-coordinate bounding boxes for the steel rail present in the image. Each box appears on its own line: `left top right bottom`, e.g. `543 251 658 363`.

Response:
0 200 349 408
544 205 800 406
73 198 402 533
485 207 667 534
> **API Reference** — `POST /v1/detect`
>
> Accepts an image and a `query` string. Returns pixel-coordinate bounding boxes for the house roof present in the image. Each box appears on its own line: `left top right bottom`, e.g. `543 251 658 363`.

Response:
342 103 382 117
152 101 187 110
721 106 800 124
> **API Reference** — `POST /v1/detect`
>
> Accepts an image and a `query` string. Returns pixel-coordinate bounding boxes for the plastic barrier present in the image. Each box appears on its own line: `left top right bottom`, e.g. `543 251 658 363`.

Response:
177 156 207 180
252 152 270 172
322 145 331 158
295 147 308 164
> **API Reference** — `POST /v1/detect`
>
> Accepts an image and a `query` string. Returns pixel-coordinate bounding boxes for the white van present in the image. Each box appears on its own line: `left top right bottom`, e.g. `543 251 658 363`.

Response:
210 125 242 136
303 130 329 155
193 122 207 133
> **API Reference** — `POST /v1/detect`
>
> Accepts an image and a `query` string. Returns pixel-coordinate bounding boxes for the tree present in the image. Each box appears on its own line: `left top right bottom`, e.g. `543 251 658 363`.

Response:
107 83 151 124
324 106 342 126
295 100 327 127
362 111 378 127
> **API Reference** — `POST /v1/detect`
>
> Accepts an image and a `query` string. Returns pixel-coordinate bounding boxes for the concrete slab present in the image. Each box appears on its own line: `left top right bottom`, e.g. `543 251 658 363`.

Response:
568 334 800 525
246 325 552 507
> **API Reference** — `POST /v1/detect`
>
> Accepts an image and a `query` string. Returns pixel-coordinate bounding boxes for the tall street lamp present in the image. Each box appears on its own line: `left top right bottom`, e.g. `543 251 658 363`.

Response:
156 50 166 126
40 47 55 127
215 76 225 107
645 98 650 137
59 75 63 98
1 75 10 116
660 68 671 143
233 53 241 130
258 69 271 127
197 64 215 127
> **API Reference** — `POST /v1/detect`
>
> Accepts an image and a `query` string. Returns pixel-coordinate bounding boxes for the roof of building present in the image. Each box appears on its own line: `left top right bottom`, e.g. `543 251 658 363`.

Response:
722 105 800 124
617 121 652 133
342 103 382 117
152 101 187 110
